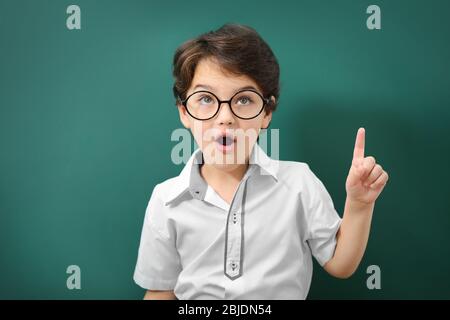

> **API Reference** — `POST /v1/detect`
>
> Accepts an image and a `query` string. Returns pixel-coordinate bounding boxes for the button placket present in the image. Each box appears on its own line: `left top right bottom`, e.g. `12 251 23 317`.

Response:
224 172 251 280
225 218 242 278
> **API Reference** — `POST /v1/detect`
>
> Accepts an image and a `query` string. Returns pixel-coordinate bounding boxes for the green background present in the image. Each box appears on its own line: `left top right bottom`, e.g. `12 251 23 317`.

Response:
1 0 449 299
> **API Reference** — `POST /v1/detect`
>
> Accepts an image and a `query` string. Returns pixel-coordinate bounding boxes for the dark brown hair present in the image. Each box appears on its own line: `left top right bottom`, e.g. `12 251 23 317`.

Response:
172 23 280 113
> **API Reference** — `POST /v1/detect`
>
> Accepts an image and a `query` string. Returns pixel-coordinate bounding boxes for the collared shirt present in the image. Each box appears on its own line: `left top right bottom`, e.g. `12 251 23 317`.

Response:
133 143 342 299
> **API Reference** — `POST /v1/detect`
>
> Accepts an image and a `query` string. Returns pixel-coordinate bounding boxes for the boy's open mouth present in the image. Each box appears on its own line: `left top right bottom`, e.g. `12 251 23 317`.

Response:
217 135 234 146
215 134 236 153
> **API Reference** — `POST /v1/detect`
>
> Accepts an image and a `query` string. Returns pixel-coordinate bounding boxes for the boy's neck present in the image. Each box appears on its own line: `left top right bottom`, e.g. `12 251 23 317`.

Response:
200 162 249 186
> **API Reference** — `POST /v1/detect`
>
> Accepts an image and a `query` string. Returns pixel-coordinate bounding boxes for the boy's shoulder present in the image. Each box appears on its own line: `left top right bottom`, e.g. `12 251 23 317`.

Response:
149 176 182 202
276 159 314 179
273 159 325 193
276 159 310 171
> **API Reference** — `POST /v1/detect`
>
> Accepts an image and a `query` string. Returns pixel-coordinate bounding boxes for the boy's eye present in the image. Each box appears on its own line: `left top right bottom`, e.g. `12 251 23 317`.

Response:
237 96 252 105
199 95 214 104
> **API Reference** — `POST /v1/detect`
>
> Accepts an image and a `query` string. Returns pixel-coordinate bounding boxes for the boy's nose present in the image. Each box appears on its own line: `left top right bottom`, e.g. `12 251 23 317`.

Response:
215 102 236 125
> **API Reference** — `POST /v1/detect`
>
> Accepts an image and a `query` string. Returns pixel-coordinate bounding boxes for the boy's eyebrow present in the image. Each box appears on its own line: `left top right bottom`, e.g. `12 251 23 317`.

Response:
192 84 259 93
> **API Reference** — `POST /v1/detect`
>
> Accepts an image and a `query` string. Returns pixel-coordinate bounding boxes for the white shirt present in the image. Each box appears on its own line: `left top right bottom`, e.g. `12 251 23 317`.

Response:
133 143 342 299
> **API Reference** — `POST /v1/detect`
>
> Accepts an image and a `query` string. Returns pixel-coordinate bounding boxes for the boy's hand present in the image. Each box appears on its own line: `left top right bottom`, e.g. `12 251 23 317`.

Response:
345 128 389 205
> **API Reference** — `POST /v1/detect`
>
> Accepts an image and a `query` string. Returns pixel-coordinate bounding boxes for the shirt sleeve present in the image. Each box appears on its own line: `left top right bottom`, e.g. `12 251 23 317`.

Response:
303 165 342 267
133 183 182 290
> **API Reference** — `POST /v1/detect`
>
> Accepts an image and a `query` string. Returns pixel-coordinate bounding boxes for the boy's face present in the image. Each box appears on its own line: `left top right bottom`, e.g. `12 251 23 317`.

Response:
177 57 274 171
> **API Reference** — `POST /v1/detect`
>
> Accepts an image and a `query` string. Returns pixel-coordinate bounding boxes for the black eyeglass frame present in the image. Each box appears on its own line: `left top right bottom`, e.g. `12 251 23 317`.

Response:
178 89 271 120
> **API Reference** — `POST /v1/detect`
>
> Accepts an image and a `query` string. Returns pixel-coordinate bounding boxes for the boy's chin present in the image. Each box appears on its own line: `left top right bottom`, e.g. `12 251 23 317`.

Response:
200 140 255 166
203 154 249 171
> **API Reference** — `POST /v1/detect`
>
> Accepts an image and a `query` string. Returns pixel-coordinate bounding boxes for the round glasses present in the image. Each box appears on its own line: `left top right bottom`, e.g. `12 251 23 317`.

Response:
180 89 270 120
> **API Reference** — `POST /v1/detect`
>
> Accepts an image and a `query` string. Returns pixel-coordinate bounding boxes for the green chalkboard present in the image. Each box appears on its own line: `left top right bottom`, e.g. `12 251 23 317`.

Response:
1 0 449 299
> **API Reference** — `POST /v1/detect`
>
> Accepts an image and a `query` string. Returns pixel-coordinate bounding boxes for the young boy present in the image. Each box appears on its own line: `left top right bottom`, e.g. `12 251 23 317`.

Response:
133 23 389 300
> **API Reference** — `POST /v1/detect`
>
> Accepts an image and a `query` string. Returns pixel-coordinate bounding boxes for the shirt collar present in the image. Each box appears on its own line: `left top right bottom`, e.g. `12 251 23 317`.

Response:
163 143 278 206
249 142 279 181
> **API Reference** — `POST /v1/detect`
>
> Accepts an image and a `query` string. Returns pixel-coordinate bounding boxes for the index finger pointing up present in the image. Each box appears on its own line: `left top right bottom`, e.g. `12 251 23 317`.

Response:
353 127 365 159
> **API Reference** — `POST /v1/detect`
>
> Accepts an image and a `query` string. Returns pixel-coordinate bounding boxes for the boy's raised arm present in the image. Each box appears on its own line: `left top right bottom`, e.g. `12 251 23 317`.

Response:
324 128 389 279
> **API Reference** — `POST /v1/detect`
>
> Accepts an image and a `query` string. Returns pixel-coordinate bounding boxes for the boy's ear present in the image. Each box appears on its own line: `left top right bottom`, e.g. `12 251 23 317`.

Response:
177 103 191 129
269 95 276 107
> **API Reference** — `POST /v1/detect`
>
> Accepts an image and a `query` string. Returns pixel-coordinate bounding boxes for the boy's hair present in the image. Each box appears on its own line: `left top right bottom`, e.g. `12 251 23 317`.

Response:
172 23 280 113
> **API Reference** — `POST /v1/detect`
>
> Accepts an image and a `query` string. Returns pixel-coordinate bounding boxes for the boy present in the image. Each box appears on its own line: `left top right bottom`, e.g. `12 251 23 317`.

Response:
133 23 389 300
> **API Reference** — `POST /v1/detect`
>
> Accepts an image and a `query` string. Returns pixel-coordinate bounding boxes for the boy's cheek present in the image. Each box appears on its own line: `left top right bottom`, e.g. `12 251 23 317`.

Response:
192 130 209 150
191 132 203 149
